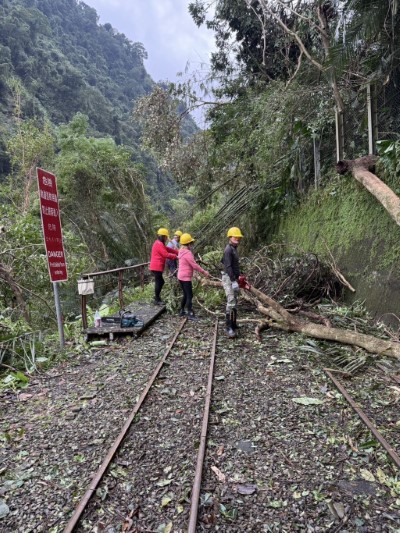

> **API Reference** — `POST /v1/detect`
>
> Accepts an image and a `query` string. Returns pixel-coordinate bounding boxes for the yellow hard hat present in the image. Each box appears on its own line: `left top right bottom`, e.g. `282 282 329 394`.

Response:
227 227 244 238
180 233 195 245
174 230 183 237
157 227 169 237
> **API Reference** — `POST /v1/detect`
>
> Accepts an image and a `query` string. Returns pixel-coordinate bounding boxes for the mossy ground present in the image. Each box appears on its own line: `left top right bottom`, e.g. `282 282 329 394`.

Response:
276 170 400 323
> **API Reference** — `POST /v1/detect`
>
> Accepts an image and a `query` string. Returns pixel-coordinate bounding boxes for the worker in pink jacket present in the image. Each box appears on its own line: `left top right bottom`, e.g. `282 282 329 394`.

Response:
177 233 209 319
150 228 178 305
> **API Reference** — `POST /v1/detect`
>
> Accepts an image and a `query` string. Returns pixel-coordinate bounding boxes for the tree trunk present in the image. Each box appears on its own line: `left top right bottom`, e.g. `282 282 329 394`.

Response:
248 286 400 358
336 155 400 227
201 278 400 359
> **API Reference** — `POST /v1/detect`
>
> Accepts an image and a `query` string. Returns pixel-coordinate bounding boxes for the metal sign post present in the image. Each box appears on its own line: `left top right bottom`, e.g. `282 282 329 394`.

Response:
37 168 68 348
53 281 65 347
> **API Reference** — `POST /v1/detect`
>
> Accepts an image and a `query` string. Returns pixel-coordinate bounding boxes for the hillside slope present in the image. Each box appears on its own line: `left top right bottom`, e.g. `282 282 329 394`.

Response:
0 0 152 138
277 168 400 324
0 0 197 188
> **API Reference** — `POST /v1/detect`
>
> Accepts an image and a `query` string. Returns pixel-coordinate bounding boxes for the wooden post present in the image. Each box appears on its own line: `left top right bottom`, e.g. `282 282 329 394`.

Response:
81 294 88 329
118 271 123 309
335 108 344 162
140 265 144 290
367 83 377 154
313 135 321 188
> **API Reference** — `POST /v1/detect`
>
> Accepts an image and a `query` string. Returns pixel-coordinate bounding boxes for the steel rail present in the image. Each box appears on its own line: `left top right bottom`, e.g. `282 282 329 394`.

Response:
324 368 400 469
188 319 218 533
64 318 187 533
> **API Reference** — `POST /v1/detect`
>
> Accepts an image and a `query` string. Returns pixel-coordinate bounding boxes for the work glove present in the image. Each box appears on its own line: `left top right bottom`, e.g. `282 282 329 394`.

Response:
238 274 250 290
232 280 239 292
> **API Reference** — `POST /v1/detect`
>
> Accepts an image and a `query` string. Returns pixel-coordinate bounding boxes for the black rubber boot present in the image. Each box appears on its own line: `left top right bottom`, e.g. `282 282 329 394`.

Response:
179 309 186 317
188 311 198 321
225 313 236 338
232 309 239 330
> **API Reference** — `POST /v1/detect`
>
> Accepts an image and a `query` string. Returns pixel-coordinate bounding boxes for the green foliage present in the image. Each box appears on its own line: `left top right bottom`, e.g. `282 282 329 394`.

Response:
194 279 225 311
0 314 31 343
277 166 400 316
0 203 92 328
189 203 220 235
376 140 400 179
134 86 181 161
124 282 156 305
4 79 56 211
179 0 400 253
189 0 301 86
0 372 29 392
56 113 154 266
133 85 201 187
340 0 400 79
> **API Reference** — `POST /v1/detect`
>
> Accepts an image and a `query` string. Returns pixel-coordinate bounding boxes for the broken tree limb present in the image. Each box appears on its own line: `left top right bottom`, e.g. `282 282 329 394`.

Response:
200 278 400 358
332 268 355 293
322 240 355 293
249 286 400 358
291 309 332 328
336 155 400 227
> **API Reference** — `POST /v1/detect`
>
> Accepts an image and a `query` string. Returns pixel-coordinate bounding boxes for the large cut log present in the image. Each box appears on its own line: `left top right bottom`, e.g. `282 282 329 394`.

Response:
202 278 400 358
247 285 400 358
336 155 400 227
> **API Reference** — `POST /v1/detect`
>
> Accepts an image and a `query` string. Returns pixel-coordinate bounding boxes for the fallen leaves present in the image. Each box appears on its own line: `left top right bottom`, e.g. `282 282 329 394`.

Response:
236 483 257 495
292 397 324 406
161 495 172 507
156 479 173 487
211 465 226 483
0 499 10 518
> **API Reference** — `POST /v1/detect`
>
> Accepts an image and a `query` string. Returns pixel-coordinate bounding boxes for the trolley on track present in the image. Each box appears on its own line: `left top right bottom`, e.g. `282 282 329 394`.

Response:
83 303 166 342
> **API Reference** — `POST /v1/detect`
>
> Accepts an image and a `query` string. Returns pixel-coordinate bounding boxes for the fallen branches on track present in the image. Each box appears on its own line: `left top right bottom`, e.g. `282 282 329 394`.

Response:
201 279 400 358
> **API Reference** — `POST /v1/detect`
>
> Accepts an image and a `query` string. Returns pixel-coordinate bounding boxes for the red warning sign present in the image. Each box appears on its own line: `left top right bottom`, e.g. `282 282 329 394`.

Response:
37 168 68 282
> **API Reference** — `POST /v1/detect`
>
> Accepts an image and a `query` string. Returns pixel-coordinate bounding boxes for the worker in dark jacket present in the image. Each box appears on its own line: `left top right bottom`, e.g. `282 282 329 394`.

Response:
150 228 179 305
166 230 182 275
222 227 243 338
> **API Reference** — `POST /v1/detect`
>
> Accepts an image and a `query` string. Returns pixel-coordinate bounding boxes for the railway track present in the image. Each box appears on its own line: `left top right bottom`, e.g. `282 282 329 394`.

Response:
65 317 219 532
2 312 400 531
63 312 400 532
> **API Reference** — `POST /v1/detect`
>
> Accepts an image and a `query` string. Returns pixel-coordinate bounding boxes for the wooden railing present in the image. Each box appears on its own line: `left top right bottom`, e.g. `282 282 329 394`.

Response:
80 262 149 329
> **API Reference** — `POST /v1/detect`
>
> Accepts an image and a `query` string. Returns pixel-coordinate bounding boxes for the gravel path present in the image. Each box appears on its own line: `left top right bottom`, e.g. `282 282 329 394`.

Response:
199 327 400 532
1 314 400 532
1 315 179 532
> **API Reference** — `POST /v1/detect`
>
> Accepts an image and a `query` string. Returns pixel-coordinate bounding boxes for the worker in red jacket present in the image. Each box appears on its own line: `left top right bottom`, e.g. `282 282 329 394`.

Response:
150 228 179 305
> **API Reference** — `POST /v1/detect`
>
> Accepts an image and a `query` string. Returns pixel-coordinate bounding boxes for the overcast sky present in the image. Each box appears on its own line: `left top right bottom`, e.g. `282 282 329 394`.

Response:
84 0 215 123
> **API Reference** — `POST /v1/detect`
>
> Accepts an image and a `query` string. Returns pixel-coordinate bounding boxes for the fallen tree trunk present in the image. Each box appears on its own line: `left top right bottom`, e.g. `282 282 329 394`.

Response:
203 278 400 358
336 155 400 227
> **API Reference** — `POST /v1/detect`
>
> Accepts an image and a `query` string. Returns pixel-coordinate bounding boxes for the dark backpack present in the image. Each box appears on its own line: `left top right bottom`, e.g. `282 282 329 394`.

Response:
120 311 143 328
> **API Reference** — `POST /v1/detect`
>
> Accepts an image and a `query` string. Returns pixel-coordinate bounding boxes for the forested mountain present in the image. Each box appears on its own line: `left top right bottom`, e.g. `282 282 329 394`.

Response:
0 0 198 332
0 0 151 144
0 0 196 178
